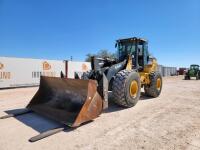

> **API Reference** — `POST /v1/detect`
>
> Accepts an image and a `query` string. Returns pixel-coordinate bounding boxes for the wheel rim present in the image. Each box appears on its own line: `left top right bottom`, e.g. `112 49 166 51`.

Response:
156 78 161 90
129 80 138 98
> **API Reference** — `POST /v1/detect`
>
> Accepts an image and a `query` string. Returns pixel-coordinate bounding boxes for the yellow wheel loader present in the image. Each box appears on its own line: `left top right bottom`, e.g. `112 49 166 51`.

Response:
0 37 162 142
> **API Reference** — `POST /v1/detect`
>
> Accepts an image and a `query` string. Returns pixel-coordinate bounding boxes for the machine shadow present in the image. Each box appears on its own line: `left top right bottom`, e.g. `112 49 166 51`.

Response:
140 92 154 101
103 101 125 113
182 78 196 80
104 92 153 113
3 92 154 133
4 108 95 134
5 109 64 133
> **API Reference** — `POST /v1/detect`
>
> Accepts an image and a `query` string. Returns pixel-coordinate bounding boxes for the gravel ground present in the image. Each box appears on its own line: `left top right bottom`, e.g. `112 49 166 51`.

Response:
0 76 200 150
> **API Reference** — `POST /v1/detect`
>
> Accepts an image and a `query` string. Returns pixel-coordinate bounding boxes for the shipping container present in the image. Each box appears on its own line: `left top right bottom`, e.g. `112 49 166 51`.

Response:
162 66 177 77
0 57 92 88
170 67 177 76
0 57 65 88
157 65 163 76
66 61 91 79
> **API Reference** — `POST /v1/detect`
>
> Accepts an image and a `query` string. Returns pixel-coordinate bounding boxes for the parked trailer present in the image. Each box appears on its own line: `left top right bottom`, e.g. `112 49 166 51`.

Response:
177 68 187 75
0 57 65 88
66 61 91 79
0 57 91 89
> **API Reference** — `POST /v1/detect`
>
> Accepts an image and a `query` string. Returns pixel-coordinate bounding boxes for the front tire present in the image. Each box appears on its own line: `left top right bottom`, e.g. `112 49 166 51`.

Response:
144 72 162 98
112 70 141 107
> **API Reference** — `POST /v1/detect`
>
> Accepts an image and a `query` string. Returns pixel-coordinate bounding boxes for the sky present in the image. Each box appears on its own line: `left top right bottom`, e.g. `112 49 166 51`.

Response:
0 0 200 67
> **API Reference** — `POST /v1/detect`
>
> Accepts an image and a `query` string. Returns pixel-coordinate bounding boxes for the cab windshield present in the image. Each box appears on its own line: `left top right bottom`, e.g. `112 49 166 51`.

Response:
118 42 136 61
190 65 199 70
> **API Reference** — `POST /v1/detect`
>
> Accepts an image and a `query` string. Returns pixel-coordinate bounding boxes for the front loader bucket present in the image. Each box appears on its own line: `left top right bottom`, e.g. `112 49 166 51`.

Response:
27 76 103 127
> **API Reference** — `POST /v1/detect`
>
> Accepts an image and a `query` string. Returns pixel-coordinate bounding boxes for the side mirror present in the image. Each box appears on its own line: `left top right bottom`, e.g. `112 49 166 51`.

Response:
115 43 117 48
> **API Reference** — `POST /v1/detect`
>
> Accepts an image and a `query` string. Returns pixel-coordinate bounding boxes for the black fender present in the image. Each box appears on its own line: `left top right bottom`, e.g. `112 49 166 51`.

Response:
105 60 127 90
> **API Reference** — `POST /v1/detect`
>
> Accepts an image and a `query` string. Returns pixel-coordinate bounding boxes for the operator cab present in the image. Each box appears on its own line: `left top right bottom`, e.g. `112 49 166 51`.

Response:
116 37 149 71
190 64 199 70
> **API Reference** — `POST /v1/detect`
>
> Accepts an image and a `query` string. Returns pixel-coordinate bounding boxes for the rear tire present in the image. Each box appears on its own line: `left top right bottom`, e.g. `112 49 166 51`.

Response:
184 72 191 80
112 70 141 107
188 76 191 80
196 71 200 80
144 72 162 98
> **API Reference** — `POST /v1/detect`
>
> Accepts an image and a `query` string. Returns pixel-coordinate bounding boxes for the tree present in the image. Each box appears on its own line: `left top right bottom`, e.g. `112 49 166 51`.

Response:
85 49 116 62
85 53 94 62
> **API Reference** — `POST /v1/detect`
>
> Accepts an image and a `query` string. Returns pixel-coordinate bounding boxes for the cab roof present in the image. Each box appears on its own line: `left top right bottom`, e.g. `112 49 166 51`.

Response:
191 64 199 67
116 37 147 43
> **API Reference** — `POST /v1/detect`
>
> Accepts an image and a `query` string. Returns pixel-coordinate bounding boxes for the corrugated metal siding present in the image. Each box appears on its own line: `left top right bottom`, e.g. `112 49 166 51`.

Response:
157 65 163 76
157 65 177 77
161 66 177 77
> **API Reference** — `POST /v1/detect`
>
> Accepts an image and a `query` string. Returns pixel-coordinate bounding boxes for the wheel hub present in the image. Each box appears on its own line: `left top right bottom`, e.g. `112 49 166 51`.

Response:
130 80 138 98
156 78 161 90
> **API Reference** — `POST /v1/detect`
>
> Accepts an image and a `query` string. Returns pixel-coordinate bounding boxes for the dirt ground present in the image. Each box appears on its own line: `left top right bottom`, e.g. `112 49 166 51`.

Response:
0 76 200 150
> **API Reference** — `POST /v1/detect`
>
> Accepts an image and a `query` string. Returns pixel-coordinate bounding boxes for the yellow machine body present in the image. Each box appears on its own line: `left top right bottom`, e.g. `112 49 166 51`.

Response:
126 56 158 85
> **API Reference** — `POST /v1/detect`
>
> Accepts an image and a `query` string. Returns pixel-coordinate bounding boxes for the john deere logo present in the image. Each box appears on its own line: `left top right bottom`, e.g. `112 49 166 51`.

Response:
82 63 88 71
0 63 4 70
43 61 51 70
